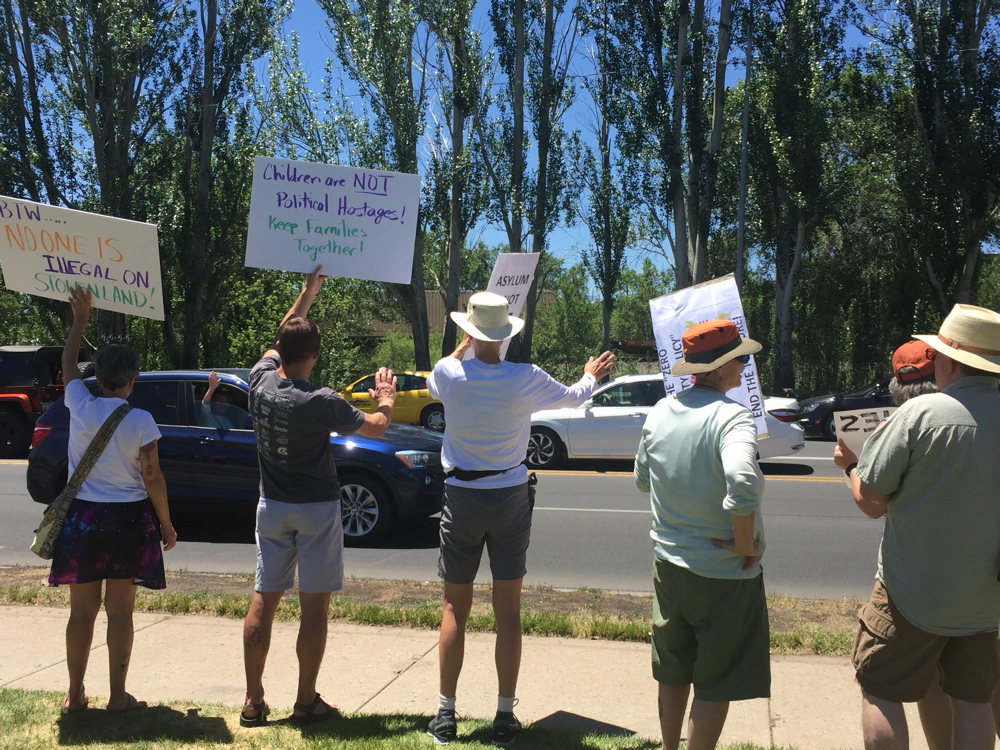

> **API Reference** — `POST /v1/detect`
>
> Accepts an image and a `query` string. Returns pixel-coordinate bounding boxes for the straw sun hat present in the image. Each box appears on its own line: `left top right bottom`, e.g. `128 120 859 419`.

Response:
450 292 525 342
913 304 1000 374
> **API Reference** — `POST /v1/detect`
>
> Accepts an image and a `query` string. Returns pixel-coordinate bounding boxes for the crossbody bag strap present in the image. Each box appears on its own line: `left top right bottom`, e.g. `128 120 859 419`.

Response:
63 402 133 495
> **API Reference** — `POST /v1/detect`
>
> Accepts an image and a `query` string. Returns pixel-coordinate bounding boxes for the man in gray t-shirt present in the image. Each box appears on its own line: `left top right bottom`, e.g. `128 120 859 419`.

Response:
240 266 396 728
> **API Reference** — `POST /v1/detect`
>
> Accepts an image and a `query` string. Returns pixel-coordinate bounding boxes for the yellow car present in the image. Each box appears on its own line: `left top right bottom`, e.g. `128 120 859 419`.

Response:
340 371 445 431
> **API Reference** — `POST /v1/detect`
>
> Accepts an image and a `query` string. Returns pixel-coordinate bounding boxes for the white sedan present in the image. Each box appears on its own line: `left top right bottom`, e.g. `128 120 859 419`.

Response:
526 373 805 469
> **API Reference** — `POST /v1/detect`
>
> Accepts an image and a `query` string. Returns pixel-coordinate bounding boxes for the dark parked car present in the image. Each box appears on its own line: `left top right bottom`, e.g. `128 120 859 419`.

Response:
796 379 893 440
26 370 445 544
0 345 92 459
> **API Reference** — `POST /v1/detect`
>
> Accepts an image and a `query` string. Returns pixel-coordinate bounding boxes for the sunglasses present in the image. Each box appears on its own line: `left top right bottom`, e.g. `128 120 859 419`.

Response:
736 354 752 364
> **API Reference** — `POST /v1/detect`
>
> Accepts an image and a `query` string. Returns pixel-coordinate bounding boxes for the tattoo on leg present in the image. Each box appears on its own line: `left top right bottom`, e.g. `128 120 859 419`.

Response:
658 696 663 719
245 624 264 648
121 651 131 673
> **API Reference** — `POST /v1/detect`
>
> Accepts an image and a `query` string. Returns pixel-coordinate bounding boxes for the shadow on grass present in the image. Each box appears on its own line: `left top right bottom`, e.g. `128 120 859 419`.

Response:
57 705 233 745
283 712 661 749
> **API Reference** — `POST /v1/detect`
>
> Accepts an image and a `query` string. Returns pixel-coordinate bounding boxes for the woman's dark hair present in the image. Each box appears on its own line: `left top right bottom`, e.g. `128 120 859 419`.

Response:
275 316 321 364
94 344 140 391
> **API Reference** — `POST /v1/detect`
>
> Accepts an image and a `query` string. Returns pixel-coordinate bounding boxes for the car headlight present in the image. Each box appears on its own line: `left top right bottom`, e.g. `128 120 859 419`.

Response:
802 402 823 413
395 450 438 468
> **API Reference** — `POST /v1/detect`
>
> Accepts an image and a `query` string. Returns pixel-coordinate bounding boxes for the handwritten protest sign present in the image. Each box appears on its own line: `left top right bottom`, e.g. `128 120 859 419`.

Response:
482 253 540 360
649 274 767 437
835 406 897 459
0 196 164 320
245 157 421 284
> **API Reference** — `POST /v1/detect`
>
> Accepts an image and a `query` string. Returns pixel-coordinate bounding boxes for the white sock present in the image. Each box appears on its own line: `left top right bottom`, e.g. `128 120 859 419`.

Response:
497 696 516 713
438 694 456 713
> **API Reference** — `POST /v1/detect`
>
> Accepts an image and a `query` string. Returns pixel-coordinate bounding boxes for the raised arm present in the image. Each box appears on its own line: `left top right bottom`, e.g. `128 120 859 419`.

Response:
62 286 92 385
354 367 397 437
263 266 328 359
203 371 220 405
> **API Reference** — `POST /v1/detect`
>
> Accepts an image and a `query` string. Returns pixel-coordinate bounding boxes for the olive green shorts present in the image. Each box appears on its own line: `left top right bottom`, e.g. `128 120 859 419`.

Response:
652 558 771 701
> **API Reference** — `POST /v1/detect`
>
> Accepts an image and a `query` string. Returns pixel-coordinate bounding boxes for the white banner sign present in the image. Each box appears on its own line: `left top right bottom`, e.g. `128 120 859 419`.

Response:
835 406 897 459
0 196 164 320
465 252 540 360
649 274 767 437
245 157 421 284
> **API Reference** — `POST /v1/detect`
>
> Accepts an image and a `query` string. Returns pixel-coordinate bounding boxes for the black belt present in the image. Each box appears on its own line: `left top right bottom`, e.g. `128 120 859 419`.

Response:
445 460 526 482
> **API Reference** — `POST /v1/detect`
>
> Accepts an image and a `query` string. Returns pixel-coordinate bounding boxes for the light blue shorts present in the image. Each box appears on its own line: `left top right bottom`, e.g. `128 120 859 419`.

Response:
255 497 343 594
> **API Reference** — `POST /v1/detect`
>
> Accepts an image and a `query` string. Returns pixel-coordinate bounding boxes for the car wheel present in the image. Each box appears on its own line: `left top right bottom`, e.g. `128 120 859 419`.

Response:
822 413 837 441
526 427 564 469
0 409 30 459
339 473 394 545
420 404 446 432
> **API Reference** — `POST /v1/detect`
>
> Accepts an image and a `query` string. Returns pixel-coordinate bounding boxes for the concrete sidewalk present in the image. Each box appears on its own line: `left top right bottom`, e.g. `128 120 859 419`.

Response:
0 605 966 749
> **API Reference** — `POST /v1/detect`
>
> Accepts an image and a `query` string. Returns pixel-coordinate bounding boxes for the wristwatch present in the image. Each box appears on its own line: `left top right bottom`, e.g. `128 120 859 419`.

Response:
844 462 858 477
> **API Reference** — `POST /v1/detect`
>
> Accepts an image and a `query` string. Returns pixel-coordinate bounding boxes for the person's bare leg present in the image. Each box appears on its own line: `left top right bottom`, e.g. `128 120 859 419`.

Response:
65 581 102 710
862 691 909 750
916 680 952 750
993 687 1000 740
104 579 141 710
657 682 690 750
243 590 282 715
439 581 474 698
492 578 523 699
951 698 995 750
687 698 729 750
293 591 332 717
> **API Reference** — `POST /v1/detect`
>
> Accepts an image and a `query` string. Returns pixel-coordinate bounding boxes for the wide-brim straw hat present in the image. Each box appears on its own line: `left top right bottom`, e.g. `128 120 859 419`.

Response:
450 292 525 342
671 319 762 376
913 304 1000 374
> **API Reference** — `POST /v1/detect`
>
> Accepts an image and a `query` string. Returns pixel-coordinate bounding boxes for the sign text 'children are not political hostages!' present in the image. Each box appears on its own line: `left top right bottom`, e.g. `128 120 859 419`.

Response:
0 196 164 320
245 157 421 284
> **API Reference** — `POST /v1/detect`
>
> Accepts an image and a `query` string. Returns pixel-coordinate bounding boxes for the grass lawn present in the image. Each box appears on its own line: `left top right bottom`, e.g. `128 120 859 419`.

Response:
0 688 790 750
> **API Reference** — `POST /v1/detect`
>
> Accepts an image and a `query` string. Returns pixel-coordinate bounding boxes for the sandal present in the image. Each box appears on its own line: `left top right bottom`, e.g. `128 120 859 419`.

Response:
290 693 338 726
107 694 147 713
239 700 269 728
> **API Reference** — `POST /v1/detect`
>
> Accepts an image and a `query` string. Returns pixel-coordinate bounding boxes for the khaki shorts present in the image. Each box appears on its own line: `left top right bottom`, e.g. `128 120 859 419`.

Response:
652 558 771 702
852 581 1000 703
438 483 532 583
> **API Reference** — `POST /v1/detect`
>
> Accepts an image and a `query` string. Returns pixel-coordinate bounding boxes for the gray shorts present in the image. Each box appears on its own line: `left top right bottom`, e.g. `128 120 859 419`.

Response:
438 483 532 584
255 497 344 594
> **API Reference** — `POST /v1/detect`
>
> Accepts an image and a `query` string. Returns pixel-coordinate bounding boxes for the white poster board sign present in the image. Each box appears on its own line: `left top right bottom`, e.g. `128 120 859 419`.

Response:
0 196 164 320
649 274 767 437
245 157 420 284
834 406 897 458
484 253 540 360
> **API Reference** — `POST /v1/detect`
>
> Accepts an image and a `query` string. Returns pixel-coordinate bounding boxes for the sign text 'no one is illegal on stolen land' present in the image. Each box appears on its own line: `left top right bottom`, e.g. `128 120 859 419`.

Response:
0 196 164 320
245 157 421 284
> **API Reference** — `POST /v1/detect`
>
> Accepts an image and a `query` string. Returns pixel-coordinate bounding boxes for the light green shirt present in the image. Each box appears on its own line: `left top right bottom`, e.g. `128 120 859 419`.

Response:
635 386 765 579
857 376 1000 636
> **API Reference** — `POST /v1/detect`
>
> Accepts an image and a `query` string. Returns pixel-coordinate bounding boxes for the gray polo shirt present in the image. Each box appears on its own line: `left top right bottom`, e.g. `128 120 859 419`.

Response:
857 376 1000 635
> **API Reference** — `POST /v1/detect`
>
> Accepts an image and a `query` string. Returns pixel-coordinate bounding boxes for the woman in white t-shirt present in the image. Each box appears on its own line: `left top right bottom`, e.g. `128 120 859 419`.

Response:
48 287 177 713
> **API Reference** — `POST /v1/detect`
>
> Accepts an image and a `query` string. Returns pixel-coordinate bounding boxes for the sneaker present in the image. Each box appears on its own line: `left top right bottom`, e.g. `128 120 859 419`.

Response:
427 710 457 745
491 711 521 746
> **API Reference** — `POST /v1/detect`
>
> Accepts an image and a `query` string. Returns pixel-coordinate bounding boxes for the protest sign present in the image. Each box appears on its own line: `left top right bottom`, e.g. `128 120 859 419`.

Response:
834 406 897 458
245 157 421 284
462 252 540 360
649 274 767 437
0 196 164 320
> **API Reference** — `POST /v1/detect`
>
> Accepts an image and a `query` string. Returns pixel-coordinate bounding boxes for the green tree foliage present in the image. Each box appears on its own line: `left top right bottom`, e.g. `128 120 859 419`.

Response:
531 261 601 379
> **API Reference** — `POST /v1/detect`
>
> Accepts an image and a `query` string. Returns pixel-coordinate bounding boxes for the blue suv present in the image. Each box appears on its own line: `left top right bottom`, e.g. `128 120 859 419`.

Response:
26 370 445 544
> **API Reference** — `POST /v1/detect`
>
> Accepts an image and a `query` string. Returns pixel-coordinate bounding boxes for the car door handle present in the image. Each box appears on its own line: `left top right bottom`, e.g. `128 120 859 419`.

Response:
200 437 217 445
629 412 644 417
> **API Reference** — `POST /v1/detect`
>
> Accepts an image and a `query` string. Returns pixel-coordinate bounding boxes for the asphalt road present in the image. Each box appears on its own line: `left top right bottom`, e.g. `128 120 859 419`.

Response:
0 439 883 600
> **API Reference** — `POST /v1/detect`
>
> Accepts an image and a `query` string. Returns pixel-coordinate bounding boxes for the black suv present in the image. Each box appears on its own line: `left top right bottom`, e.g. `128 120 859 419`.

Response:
27 370 445 544
0 346 91 458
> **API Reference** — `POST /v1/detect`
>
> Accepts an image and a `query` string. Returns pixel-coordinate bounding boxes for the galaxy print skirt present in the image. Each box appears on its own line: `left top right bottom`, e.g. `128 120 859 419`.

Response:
48 498 166 590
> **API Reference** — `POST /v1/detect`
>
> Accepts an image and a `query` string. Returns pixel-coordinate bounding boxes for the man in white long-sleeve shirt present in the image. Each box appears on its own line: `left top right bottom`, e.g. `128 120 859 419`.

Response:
635 319 769 750
424 291 615 746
